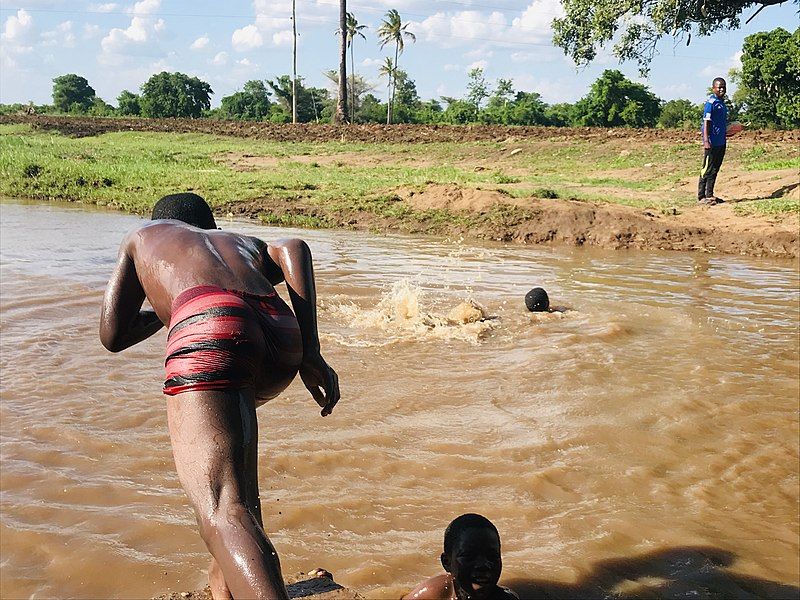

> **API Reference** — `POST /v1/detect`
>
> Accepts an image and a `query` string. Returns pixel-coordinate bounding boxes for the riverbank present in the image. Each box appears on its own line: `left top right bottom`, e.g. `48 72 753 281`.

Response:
153 571 364 600
1 116 797 257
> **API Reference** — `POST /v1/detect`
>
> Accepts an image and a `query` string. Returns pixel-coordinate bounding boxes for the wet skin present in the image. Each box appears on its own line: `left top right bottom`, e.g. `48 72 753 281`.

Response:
402 528 518 600
100 220 340 599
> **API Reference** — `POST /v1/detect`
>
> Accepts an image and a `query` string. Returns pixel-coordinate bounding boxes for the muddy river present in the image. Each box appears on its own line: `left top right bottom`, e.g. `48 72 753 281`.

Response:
1 200 798 599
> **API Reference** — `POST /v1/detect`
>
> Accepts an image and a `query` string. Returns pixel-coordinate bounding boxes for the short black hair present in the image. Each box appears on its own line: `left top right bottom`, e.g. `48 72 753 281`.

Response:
443 514 499 555
151 192 217 229
525 287 549 312
712 77 726 86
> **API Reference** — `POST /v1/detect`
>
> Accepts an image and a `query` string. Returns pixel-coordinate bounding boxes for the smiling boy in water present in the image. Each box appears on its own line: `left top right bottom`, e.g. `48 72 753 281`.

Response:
402 514 518 600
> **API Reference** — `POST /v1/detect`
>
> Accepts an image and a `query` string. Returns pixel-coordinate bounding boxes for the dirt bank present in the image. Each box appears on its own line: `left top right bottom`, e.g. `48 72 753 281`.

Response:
225 185 798 258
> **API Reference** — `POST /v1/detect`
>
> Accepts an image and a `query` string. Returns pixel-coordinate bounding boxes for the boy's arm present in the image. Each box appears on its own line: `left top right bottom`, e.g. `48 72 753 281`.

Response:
702 100 713 148
266 238 340 416
99 234 164 352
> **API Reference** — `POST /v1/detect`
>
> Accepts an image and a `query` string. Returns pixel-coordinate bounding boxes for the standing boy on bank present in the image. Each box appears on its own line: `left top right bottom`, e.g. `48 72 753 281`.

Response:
100 193 340 600
698 77 728 205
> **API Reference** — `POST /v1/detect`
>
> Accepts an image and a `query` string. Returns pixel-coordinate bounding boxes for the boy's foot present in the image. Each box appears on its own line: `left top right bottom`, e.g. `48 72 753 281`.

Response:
698 197 719 205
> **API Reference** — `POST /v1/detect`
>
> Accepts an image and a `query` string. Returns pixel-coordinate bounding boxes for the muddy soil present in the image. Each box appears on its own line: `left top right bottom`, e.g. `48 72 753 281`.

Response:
3 114 799 145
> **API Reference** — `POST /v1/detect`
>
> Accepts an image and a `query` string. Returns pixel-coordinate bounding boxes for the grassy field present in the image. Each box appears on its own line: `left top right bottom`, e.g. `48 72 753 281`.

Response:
1 123 797 223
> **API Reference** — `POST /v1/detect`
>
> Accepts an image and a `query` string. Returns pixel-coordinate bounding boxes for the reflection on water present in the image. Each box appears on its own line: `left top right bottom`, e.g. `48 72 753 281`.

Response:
1 201 798 599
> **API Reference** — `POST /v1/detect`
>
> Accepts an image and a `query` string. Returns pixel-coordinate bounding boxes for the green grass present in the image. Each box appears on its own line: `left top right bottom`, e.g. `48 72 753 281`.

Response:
1 123 795 221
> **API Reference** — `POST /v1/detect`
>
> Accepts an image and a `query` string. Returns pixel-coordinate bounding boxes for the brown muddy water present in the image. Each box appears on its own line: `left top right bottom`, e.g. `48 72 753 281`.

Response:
1 200 798 599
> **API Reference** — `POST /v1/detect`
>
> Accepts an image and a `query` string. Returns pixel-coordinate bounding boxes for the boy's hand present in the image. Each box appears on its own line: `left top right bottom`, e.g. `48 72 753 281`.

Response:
299 352 340 416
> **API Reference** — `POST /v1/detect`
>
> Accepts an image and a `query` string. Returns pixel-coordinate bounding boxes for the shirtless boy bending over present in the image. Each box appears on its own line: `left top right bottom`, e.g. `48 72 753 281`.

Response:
100 193 340 600
403 514 518 600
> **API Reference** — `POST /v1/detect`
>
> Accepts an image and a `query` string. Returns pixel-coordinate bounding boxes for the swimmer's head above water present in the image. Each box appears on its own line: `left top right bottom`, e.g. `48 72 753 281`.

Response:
441 513 514 600
524 287 549 312
151 192 217 229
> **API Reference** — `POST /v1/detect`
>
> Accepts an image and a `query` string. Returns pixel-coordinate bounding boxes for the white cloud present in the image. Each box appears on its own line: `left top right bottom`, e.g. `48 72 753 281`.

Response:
90 3 119 12
510 0 564 42
272 29 293 46
42 20 75 47
699 51 742 78
211 51 228 66
236 58 258 69
83 23 101 39
443 63 460 72
2 9 34 45
190 35 209 50
129 0 160 16
100 0 165 63
467 60 488 72
232 24 262 51
361 57 382 67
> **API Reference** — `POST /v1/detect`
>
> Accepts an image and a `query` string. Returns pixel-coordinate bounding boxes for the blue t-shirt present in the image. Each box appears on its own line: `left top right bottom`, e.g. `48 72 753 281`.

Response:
702 94 727 147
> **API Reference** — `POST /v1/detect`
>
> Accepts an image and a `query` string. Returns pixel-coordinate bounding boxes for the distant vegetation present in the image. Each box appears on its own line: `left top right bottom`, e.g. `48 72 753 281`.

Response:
1 27 796 130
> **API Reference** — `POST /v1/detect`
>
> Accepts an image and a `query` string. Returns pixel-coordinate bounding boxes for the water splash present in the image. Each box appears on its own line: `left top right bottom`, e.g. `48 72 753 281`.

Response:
324 280 495 346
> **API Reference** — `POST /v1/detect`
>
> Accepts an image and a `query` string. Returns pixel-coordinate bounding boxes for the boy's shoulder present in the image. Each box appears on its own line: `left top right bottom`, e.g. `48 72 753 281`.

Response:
496 585 520 599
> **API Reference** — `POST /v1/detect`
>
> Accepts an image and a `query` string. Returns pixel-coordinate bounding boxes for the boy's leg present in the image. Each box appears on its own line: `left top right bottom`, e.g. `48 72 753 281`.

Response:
704 145 726 199
698 147 713 200
167 389 289 600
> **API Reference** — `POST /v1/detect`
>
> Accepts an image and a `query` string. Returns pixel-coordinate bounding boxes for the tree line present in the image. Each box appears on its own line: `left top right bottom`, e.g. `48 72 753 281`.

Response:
2 27 796 129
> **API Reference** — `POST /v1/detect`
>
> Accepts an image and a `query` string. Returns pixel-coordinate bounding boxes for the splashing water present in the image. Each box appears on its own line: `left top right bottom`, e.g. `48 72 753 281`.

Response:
323 279 495 346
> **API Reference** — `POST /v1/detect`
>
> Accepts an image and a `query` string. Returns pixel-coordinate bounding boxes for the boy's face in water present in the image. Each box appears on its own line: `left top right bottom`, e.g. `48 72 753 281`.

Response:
442 527 502 600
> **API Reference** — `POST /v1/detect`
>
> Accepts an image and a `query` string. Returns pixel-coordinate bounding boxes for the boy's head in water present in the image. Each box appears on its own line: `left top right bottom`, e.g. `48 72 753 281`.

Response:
401 514 517 600
441 514 505 600
151 192 217 229
525 287 549 312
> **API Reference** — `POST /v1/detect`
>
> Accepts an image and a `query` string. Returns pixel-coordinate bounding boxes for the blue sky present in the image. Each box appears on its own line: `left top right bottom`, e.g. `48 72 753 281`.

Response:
0 0 795 107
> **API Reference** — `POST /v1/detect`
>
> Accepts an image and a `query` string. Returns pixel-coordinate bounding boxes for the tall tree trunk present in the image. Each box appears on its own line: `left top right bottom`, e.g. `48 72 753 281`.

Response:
387 43 399 125
350 42 356 123
292 0 297 124
334 0 348 124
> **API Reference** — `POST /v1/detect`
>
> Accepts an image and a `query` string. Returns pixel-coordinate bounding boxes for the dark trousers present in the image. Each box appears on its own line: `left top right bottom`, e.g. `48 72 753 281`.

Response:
698 145 726 199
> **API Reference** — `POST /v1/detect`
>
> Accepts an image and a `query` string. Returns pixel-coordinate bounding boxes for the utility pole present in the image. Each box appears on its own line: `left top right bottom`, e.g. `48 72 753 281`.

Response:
292 0 297 124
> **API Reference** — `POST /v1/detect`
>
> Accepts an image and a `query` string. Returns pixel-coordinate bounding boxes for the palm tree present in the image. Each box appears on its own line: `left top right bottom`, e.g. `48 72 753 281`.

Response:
346 12 367 123
377 9 415 124
334 0 348 123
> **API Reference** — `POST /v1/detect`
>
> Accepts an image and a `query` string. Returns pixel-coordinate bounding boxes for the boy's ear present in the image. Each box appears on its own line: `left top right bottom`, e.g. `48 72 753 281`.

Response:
441 552 451 573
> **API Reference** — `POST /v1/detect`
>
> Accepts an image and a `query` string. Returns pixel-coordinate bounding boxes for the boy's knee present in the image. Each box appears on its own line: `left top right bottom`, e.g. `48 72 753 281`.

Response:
197 498 252 540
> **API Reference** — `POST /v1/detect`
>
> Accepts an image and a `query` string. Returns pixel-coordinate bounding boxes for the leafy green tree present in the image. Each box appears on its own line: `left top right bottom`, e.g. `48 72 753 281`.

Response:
52 74 96 113
377 9 416 124
577 69 661 127
658 99 701 128
553 0 796 74
441 97 478 124
544 102 578 127
731 27 800 128
219 80 272 121
267 75 330 123
345 12 368 122
87 97 116 117
392 69 421 123
481 79 516 124
414 99 444 124
355 93 387 123
508 91 549 125
466 67 490 112
117 90 141 116
139 72 213 118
